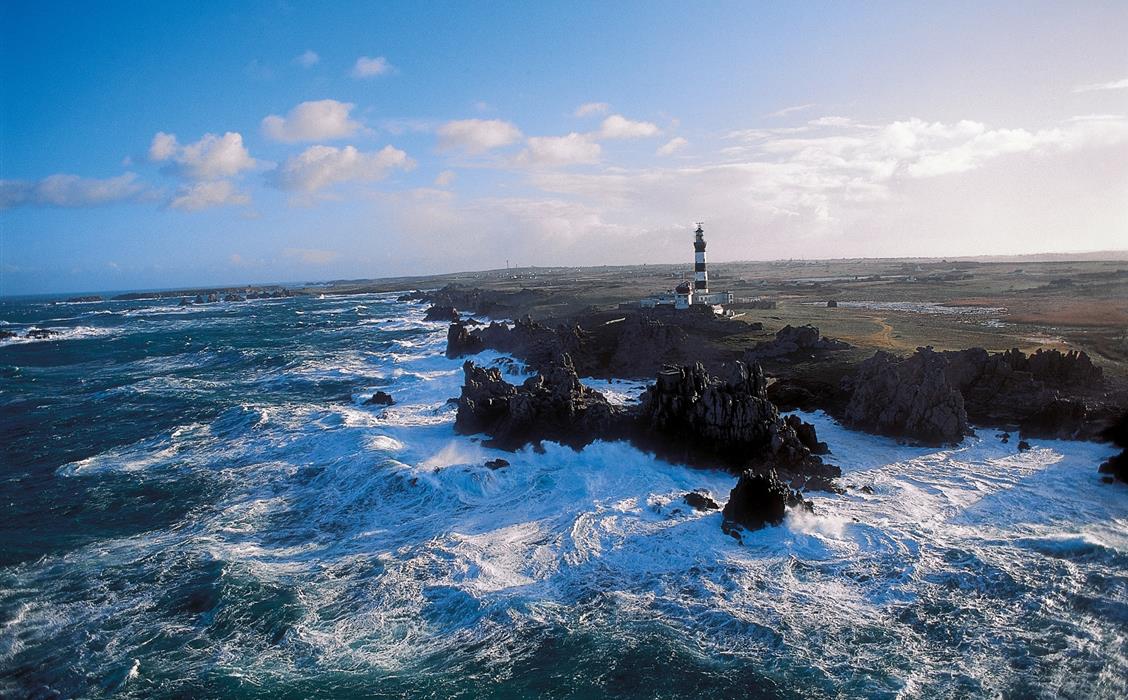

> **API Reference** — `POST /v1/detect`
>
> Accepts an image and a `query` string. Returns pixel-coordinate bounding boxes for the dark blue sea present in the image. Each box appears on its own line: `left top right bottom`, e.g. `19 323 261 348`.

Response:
1 292 1126 698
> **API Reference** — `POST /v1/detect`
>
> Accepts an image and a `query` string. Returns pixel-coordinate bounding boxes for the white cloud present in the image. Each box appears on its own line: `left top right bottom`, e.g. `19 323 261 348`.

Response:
352 55 392 78
522 113 1128 251
148 132 178 161
0 172 147 209
262 100 362 143
597 114 661 139
272 144 414 193
766 103 816 118
1073 77 1128 93
574 102 610 117
437 119 523 154
294 50 320 67
434 169 456 186
168 180 251 211
284 247 339 264
148 131 257 180
519 133 601 166
657 137 688 156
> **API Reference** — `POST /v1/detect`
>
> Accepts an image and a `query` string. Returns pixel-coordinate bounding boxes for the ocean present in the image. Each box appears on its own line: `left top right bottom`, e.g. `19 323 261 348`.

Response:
1 292 1125 698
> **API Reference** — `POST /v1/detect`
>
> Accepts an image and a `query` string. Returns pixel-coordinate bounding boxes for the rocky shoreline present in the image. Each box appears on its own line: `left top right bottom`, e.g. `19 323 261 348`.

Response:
415 285 1126 534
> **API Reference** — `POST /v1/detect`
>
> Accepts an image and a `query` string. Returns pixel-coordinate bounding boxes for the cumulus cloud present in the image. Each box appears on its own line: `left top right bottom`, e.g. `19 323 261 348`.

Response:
519 133 601 166
437 119 523 154
524 113 1128 248
574 102 610 117
434 169 456 187
0 172 147 209
1073 77 1128 93
597 114 661 139
284 247 339 264
147 131 257 180
294 50 320 67
352 55 392 78
657 137 688 156
262 100 362 143
272 144 414 193
168 180 251 211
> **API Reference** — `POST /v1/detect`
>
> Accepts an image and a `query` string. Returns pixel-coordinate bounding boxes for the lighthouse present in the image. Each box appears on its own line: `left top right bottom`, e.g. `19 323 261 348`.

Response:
693 223 708 294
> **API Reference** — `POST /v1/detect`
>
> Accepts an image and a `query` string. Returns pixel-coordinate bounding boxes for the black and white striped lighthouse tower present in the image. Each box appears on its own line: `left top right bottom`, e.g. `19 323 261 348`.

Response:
693 223 708 294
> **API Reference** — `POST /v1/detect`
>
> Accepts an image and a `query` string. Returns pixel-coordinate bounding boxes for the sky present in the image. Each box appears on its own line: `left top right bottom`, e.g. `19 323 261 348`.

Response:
1 1 1126 295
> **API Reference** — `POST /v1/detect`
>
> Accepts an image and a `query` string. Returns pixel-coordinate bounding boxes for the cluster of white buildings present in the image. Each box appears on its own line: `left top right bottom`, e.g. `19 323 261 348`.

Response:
641 224 734 313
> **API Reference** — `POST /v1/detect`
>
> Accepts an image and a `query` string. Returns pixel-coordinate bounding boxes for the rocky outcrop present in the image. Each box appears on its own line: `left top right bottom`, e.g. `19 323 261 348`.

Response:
843 347 968 445
603 314 691 377
744 324 850 361
786 414 829 454
446 322 485 358
423 305 460 322
942 347 1105 439
364 391 395 406
454 354 627 450
683 491 720 511
636 361 839 488
721 469 812 536
1099 411 1128 484
25 329 60 340
766 377 849 414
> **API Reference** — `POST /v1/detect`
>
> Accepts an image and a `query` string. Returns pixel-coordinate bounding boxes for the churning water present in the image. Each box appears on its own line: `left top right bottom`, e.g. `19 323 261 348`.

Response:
1 292 1125 698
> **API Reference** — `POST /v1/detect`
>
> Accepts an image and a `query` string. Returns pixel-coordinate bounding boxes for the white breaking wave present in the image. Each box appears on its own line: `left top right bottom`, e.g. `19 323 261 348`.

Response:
9 295 1126 698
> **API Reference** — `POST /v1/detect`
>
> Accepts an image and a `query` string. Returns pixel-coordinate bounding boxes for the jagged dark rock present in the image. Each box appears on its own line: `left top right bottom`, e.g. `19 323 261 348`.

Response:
721 469 811 536
1018 440 1031 451
636 361 840 488
766 377 847 414
364 391 395 406
454 354 626 450
827 300 838 308
1098 411 1128 484
442 308 740 379
942 347 1104 437
446 322 485 359
26 329 60 340
484 458 510 470
424 305 460 322
744 324 850 361
683 491 720 511
842 347 968 445
786 414 829 454
1019 398 1090 440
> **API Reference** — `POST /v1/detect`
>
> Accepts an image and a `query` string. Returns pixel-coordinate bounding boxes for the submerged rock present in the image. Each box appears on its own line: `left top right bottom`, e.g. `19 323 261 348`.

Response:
26 329 60 340
484 458 510 470
721 469 811 536
683 491 720 511
843 347 968 445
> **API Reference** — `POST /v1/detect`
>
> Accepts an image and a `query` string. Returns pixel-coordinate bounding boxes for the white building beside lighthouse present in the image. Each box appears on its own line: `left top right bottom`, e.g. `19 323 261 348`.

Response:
640 223 733 312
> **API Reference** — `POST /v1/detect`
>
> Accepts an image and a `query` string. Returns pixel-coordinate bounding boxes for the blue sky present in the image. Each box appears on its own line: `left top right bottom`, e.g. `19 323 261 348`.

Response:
2 1 1126 295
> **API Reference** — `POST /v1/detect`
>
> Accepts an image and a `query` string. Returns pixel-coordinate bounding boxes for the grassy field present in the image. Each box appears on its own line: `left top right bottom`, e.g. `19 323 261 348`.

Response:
312 256 1128 379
